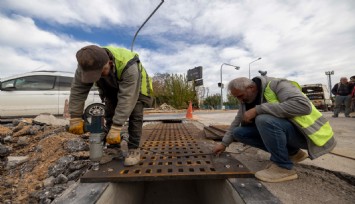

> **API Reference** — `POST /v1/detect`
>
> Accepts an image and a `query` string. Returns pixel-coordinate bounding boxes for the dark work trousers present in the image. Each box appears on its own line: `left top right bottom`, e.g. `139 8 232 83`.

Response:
104 97 143 150
333 95 352 116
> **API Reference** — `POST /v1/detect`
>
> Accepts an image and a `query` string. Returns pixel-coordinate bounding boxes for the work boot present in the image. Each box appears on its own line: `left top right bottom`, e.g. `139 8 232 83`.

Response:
255 163 298 183
100 155 113 164
106 147 124 158
289 150 308 163
100 147 124 164
124 149 141 166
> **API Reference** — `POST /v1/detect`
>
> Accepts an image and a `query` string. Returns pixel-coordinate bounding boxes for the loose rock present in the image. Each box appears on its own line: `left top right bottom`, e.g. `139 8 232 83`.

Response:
48 156 75 177
64 138 89 153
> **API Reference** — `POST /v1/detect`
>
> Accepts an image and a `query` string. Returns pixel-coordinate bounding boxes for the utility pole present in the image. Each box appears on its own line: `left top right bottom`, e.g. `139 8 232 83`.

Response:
219 63 239 109
325 70 334 99
248 57 262 79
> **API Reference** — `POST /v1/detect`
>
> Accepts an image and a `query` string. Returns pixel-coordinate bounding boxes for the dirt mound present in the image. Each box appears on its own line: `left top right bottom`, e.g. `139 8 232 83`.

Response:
0 120 92 203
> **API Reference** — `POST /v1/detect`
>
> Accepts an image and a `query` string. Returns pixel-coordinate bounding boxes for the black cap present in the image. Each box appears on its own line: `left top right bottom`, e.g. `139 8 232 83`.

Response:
76 45 109 83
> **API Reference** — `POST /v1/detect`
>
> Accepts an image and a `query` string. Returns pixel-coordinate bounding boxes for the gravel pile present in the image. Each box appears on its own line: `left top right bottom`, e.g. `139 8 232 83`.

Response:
158 103 176 111
0 117 93 203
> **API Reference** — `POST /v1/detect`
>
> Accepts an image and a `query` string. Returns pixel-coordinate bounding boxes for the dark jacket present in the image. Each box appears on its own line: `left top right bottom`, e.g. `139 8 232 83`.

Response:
331 83 353 96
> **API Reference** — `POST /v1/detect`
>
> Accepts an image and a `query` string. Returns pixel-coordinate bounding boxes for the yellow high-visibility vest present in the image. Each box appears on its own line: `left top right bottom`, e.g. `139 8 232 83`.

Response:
104 46 152 96
264 80 333 146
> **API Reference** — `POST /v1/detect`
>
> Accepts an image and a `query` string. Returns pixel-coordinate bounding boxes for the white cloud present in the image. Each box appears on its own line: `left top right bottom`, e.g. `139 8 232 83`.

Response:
0 0 162 27
0 14 86 77
0 14 64 48
0 0 354 99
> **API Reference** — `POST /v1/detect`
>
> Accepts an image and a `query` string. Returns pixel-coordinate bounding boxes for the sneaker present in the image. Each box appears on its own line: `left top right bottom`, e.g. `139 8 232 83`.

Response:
124 149 141 166
289 150 308 163
255 163 298 183
332 115 338 118
345 115 350 118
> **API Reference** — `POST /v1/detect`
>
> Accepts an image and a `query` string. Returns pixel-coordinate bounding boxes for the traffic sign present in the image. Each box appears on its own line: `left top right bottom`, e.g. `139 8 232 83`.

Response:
187 66 203 81
195 79 203 86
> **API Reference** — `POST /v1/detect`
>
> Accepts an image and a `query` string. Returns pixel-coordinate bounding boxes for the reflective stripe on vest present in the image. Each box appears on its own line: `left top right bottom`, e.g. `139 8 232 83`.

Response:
104 46 152 97
264 81 333 146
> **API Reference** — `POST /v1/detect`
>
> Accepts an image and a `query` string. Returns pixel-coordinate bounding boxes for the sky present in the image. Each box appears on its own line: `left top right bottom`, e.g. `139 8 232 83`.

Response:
0 0 354 100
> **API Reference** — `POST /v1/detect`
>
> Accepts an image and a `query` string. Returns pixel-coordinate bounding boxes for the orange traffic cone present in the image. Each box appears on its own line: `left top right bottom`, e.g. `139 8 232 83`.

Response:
186 101 193 119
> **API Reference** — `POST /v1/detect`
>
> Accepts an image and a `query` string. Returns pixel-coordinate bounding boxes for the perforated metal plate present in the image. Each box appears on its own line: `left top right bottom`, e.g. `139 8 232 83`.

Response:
81 123 253 182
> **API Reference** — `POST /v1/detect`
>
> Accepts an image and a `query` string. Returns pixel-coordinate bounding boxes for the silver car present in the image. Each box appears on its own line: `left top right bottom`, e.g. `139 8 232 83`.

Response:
0 71 105 119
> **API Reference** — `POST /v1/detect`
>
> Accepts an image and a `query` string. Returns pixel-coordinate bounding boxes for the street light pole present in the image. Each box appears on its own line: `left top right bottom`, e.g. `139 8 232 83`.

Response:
325 70 334 99
131 0 164 51
248 57 262 79
220 63 240 109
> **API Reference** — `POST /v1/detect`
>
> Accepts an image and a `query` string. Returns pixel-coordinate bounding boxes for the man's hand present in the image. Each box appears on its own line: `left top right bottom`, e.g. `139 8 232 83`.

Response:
213 143 226 156
68 118 84 134
243 108 257 123
106 125 122 144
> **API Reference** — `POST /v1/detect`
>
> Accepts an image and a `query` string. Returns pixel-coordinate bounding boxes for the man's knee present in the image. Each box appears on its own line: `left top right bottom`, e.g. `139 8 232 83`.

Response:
232 127 244 140
232 127 256 141
255 114 275 126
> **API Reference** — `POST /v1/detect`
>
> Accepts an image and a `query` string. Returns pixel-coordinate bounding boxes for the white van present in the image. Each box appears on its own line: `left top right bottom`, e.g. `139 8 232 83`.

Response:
301 84 333 111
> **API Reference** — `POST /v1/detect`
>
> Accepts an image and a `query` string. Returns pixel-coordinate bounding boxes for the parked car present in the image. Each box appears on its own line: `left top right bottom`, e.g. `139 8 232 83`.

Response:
301 84 333 111
0 71 105 119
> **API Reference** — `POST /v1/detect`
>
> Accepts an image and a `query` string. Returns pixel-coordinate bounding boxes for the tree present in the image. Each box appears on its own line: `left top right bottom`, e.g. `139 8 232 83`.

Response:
225 93 239 109
152 73 196 109
203 94 221 109
152 73 170 106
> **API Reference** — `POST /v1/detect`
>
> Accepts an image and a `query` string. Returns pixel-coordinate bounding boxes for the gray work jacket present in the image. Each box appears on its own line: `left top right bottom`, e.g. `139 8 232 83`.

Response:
222 76 336 159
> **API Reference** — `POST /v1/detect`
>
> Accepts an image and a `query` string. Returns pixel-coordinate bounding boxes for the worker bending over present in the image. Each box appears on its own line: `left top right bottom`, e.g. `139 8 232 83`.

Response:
68 45 152 166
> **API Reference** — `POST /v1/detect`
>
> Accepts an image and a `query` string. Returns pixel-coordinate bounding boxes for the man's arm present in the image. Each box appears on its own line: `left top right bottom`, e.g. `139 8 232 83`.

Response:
221 108 243 147
69 68 93 118
112 63 140 126
348 83 355 95
331 83 338 96
255 80 312 118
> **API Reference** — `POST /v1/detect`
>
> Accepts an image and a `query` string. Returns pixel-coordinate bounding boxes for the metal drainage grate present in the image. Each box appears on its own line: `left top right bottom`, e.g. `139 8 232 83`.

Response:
81 123 253 182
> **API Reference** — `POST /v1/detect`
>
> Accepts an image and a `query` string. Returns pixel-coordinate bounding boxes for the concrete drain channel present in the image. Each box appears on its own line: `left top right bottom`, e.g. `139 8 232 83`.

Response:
55 122 281 204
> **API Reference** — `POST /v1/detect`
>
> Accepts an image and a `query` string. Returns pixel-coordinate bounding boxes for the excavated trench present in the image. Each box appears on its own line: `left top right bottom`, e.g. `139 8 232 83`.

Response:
96 179 247 204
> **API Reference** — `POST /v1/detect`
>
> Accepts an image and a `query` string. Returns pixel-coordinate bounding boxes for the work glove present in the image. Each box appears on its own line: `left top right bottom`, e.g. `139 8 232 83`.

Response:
68 118 84 135
106 125 122 145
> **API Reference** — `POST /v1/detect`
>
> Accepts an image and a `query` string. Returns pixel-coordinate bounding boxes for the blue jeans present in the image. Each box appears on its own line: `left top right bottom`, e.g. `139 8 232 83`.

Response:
232 114 308 169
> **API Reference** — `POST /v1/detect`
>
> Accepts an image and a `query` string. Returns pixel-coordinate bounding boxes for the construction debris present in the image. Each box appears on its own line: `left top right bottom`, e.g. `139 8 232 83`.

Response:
158 103 176 111
0 116 92 203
